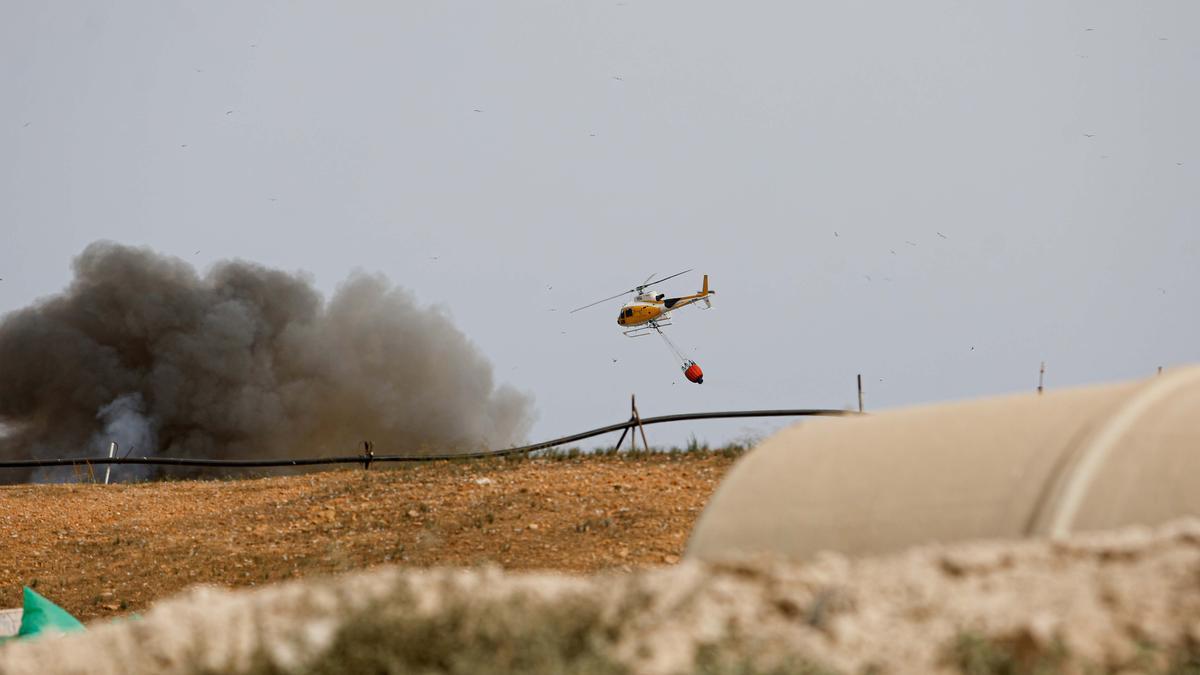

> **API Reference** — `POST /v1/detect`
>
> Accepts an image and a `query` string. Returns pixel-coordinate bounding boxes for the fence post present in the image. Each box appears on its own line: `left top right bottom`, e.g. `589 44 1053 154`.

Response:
104 441 117 485
613 424 631 452
632 395 650 452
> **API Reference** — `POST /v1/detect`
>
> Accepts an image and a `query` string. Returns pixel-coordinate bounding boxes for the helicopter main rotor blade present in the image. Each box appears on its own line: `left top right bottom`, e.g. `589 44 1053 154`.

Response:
636 268 692 291
571 269 695 313
569 289 634 313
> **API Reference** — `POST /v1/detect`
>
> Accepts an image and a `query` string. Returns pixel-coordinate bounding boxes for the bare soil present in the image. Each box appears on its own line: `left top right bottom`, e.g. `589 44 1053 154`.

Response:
0 453 735 621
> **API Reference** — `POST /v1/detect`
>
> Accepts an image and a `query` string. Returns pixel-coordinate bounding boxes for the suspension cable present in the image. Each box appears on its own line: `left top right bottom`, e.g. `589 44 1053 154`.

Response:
655 324 691 365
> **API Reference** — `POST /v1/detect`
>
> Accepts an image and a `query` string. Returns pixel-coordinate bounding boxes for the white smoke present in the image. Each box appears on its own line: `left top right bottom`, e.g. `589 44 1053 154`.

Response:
94 393 157 456
88 393 156 482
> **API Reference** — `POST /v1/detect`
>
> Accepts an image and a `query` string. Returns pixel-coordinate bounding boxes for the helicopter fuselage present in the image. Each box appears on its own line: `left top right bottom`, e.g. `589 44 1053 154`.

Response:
616 299 666 327
569 271 713 382
615 278 713 328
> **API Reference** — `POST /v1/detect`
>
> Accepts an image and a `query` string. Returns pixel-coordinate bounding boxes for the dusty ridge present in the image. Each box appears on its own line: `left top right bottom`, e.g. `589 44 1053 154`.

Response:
4 519 1200 674
0 454 735 621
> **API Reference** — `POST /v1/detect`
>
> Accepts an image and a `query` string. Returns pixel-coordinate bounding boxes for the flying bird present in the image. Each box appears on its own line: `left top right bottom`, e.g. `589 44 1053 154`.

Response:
1084 27 1095 31
22 122 30 128
905 240 917 247
1083 133 1096 138
937 232 947 239
473 109 483 113
611 76 624 81
225 110 234 115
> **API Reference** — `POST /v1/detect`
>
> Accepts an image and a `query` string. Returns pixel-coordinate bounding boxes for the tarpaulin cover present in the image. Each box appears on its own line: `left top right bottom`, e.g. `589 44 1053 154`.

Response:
2 588 84 642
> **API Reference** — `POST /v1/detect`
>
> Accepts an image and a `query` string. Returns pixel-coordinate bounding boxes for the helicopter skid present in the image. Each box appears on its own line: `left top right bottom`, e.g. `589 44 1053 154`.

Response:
623 320 671 337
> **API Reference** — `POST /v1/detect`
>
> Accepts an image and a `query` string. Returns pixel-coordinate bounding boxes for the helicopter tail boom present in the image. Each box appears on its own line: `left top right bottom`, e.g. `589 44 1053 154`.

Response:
661 274 715 310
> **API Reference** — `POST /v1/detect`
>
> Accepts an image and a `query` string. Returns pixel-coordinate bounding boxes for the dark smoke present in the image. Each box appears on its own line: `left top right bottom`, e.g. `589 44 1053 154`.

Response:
0 242 534 478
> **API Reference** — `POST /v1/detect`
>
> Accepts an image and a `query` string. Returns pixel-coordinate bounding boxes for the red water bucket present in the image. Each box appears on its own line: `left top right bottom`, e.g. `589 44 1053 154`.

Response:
683 361 704 384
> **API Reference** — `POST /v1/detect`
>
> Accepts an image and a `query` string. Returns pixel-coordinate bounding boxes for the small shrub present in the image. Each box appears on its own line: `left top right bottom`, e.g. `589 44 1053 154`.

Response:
948 631 1068 675
693 641 840 675
283 583 629 675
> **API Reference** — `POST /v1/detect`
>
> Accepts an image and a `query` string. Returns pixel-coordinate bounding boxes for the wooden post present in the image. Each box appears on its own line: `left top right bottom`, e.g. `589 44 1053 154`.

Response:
857 374 864 413
629 396 637 452
362 441 374 470
632 395 650 452
1038 362 1045 395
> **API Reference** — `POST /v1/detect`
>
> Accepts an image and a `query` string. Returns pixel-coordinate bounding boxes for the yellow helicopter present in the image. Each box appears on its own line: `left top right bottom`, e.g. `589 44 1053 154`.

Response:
570 270 715 383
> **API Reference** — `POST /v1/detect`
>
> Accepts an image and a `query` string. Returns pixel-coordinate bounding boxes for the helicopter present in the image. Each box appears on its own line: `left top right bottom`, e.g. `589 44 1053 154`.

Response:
570 269 715 383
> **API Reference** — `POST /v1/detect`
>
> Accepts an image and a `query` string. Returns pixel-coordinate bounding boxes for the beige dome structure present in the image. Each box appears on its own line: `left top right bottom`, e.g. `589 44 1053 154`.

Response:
687 366 1200 562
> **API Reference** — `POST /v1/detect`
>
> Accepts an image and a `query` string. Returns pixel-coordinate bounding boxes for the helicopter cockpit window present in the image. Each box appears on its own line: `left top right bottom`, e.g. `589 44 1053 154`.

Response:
624 309 634 317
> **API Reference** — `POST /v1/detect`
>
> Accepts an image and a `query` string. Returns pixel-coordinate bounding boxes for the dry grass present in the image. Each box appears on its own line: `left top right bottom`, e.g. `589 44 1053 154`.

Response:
948 631 1200 675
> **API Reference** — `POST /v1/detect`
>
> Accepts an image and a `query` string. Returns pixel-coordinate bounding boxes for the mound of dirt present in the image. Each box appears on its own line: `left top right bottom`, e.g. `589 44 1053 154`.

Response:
0 454 736 621
4 519 1200 674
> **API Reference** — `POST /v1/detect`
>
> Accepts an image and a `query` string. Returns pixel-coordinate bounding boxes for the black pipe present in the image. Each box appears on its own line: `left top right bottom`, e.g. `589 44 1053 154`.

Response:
0 408 857 469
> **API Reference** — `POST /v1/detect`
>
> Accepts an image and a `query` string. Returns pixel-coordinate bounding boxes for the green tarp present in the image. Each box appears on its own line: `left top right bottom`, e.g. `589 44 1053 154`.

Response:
0 587 84 643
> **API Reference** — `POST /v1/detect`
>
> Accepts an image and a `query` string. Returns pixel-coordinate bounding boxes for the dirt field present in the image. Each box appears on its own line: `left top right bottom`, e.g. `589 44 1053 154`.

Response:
0 452 736 621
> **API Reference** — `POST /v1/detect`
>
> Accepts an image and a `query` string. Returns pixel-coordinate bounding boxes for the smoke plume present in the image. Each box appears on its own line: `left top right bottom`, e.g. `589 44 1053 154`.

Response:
0 242 534 478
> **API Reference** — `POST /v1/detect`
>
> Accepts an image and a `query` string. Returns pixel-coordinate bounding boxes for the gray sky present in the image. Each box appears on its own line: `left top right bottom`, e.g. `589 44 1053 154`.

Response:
2 1 1197 450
